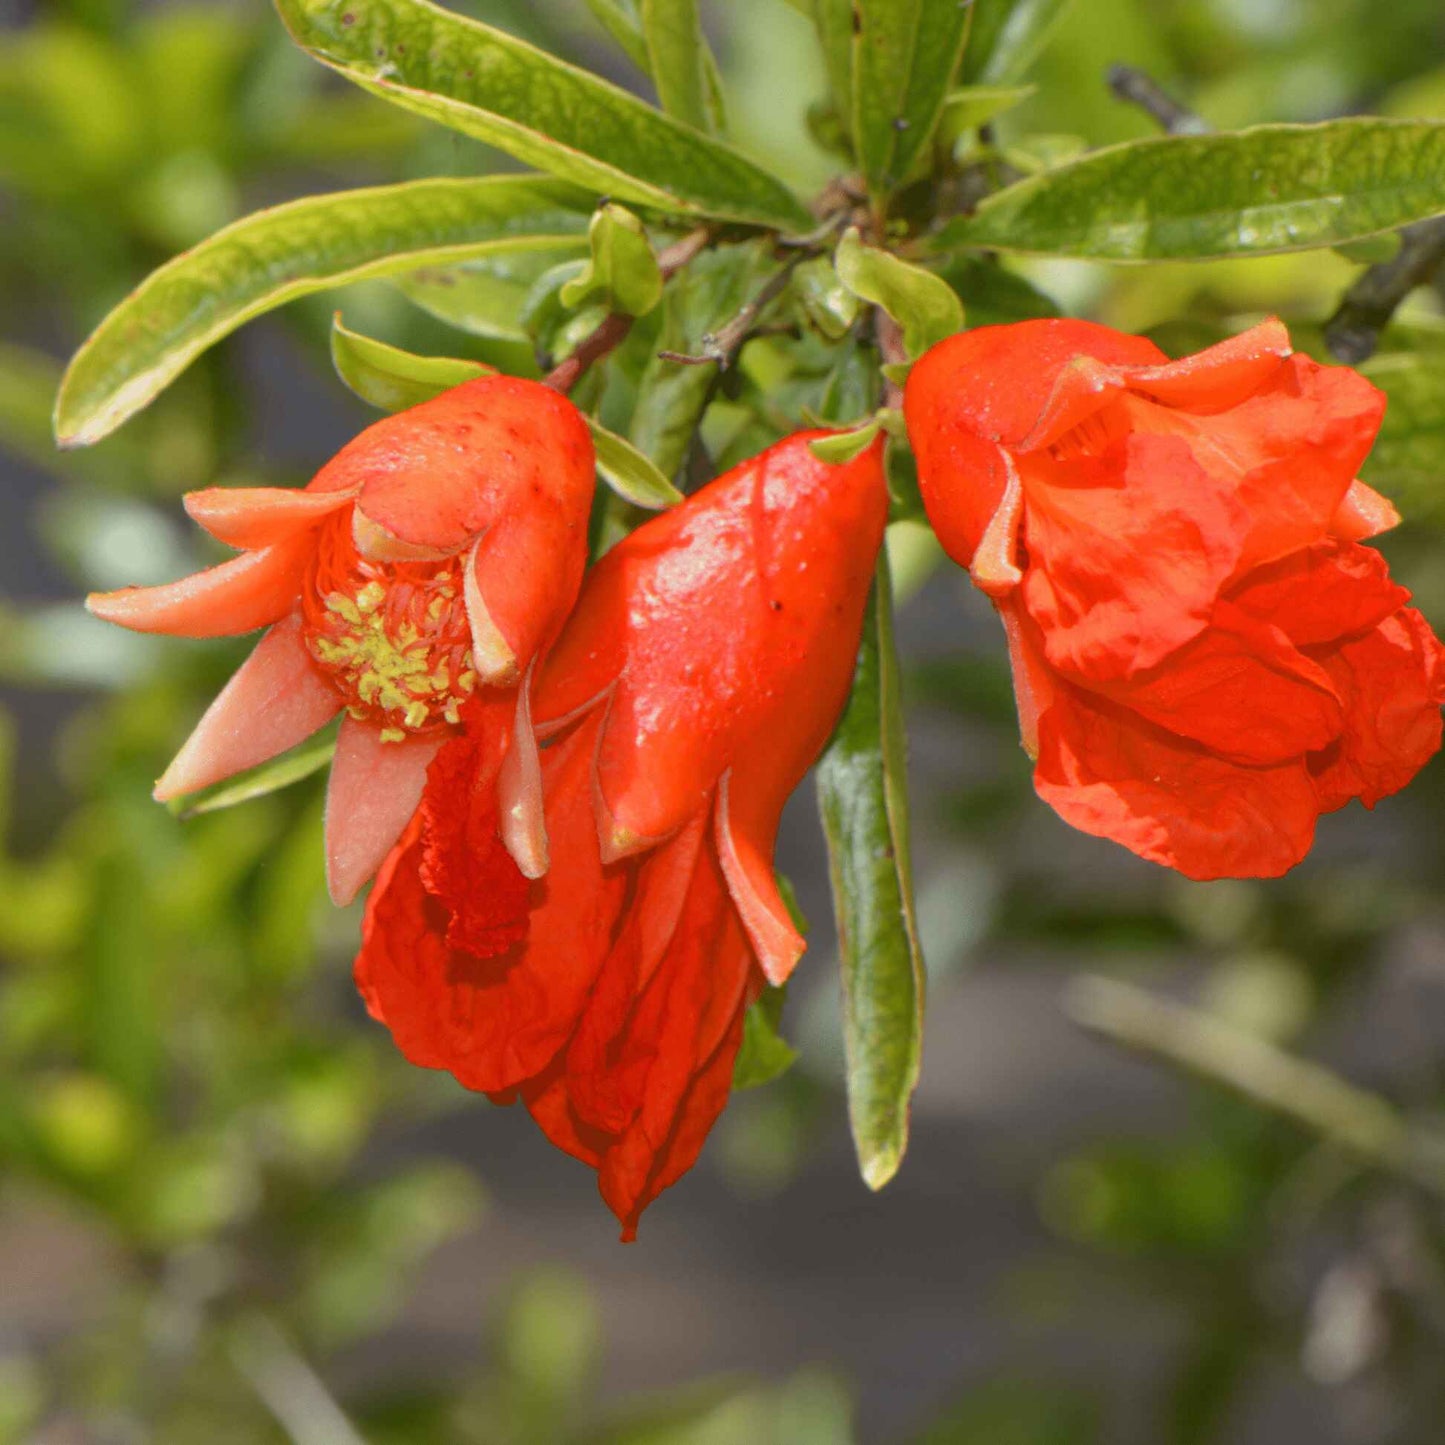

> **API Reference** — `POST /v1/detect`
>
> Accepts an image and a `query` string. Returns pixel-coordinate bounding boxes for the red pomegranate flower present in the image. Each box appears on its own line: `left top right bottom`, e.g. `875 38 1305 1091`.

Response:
355 432 889 1237
86 376 595 902
905 318 1445 880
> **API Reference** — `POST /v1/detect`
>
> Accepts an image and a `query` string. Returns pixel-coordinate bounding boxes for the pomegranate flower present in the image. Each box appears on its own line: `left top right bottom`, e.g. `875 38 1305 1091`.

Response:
905 318 1445 880
87 376 595 902
355 432 889 1237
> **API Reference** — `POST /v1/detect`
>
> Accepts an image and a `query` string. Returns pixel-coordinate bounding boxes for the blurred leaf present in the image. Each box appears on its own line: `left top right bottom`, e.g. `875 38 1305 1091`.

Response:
817 552 925 1191
561 204 665 317
273 0 811 230
1360 350 1445 519
394 247 586 340
331 313 491 410
929 254 1059 327
931 119 1445 261
733 986 798 1090
812 0 857 151
961 0 1077 85
641 0 713 132
854 0 973 198
499 1270 601 1406
835 227 963 358
171 728 338 820
938 83 1037 137
584 0 652 71
911 1377 1101 1445
56 175 593 447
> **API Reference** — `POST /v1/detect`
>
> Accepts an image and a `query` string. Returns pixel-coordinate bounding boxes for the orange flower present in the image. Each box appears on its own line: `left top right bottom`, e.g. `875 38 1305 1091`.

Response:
906 318 1445 879
87 376 595 901
355 432 889 1236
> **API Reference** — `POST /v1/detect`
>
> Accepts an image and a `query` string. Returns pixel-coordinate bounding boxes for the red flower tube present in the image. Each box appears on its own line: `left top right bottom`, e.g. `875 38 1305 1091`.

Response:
86 376 595 902
905 318 1445 880
355 431 889 1237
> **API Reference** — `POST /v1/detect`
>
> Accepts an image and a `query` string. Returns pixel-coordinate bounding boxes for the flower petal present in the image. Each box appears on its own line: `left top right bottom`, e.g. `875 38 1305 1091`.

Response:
1331 480 1401 542
86 535 310 638
325 717 442 906
1231 539 1410 648
1021 431 1248 680
1081 601 1343 767
152 611 341 801
1309 607 1445 812
1126 318 1293 412
497 666 548 879
714 770 806 986
1033 687 1321 880
184 485 356 549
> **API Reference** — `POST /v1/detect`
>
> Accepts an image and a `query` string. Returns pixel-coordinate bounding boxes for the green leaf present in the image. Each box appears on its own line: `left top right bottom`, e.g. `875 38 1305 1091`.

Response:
792 255 863 341
854 0 974 198
394 245 589 340
812 0 856 149
273 0 810 231
809 416 885 464
559 204 665 317
929 119 1445 262
331 313 491 410
583 0 650 71
331 317 681 510
170 732 337 820
816 551 924 1190
835 227 963 358
961 0 1076 84
55 175 593 448
938 82 1037 139
1360 351 1445 522
733 986 799 1091
641 0 712 132
589 423 683 510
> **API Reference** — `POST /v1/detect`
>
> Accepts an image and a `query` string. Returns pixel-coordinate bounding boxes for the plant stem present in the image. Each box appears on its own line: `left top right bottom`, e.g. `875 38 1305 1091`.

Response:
1325 215 1445 363
542 227 710 392
1106 64 1210 135
656 251 807 369
1067 975 1445 1199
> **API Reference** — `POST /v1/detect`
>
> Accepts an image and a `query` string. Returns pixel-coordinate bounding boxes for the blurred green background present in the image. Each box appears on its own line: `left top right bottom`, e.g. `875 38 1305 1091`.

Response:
3 1 1445 1441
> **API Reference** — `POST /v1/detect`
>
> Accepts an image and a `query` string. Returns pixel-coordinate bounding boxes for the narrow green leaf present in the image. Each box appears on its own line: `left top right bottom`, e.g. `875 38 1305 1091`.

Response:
809 417 883 464
938 82 1037 138
171 733 338 819
929 119 1445 262
854 0 974 197
817 551 924 1190
330 317 681 510
733 986 799 1091
583 0 651 71
331 313 491 411
835 227 963 358
55 175 593 448
559 204 665 317
961 0 1075 84
812 0 856 149
273 0 810 231
641 0 711 132
589 424 683 510
394 245 588 340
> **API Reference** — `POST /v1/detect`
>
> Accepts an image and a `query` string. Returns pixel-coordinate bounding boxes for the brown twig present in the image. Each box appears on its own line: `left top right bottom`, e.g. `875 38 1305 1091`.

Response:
1106 63 1210 136
873 308 908 410
656 251 808 369
542 227 710 392
1324 216 1445 363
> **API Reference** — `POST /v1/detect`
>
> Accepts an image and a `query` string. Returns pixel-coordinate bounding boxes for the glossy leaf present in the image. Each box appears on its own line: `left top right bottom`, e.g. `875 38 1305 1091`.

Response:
733 987 799 1091
835 228 963 358
330 318 681 510
854 0 974 197
394 246 588 340
171 733 338 820
55 175 592 448
930 119 1445 262
273 0 810 231
961 0 1075 84
793 255 863 341
559 204 664 317
817 552 925 1190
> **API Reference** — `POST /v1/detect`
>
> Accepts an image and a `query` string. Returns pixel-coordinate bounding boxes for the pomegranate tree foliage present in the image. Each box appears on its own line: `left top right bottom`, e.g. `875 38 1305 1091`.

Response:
3 0 1445 1439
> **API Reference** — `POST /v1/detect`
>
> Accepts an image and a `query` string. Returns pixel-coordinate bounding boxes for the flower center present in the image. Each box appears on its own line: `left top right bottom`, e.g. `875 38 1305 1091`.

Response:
299 515 475 741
